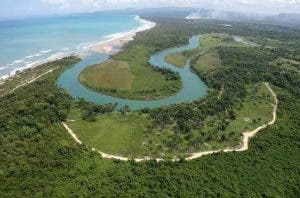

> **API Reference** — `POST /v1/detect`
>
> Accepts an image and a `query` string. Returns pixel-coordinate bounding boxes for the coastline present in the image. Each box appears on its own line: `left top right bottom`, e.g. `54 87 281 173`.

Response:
0 16 156 84
86 16 156 55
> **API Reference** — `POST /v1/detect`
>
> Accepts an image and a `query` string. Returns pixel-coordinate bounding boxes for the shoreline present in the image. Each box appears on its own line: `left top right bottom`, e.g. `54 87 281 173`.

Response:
86 16 156 55
0 16 156 84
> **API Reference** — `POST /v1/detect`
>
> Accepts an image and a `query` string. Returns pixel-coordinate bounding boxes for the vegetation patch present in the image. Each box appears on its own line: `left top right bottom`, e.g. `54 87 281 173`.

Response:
193 50 222 73
165 52 189 68
143 82 275 155
201 83 275 150
79 60 134 90
67 113 150 157
271 58 300 73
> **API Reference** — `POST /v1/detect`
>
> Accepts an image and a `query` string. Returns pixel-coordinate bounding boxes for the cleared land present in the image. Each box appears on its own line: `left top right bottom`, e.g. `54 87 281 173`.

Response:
67 113 150 157
271 58 300 73
79 60 134 90
193 50 222 73
165 52 188 68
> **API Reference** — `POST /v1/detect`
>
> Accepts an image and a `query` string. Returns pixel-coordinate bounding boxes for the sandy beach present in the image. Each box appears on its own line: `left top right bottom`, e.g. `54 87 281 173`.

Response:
86 16 156 55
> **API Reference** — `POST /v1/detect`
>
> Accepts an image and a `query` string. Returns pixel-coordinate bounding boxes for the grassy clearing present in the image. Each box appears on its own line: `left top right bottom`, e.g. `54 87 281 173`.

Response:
165 52 188 68
200 33 240 49
79 60 134 90
67 113 151 158
116 45 181 99
271 58 300 73
193 50 222 73
201 83 275 150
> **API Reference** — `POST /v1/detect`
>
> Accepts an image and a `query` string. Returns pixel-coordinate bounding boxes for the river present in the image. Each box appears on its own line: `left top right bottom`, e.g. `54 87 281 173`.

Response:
57 35 207 110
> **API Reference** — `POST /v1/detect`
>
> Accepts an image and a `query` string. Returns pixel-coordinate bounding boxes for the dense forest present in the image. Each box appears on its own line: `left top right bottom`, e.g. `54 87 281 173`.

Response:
0 17 300 197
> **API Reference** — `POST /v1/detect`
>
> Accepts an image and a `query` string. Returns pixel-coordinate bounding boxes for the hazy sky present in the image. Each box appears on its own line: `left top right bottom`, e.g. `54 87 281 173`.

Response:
1 0 300 19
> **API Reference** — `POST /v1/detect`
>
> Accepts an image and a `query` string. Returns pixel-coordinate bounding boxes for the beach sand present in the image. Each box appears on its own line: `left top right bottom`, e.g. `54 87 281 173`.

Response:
86 16 156 55
88 34 134 54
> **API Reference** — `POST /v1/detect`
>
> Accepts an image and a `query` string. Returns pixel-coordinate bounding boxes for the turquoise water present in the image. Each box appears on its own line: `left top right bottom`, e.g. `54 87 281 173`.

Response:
0 12 141 80
58 35 207 110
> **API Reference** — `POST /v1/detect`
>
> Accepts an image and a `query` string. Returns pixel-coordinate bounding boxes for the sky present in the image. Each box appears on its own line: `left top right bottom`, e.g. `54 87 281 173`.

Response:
1 0 300 19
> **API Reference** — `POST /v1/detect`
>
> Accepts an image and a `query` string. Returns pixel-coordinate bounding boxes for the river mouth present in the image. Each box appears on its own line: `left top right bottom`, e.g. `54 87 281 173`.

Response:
57 35 207 110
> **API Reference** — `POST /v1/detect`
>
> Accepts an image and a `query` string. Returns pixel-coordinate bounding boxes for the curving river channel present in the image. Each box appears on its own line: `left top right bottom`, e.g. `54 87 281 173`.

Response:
57 35 207 110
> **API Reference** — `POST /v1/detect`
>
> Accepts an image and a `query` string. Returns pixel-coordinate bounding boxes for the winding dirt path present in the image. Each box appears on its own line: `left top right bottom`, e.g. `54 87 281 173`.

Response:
8 68 57 94
217 85 224 100
62 82 278 162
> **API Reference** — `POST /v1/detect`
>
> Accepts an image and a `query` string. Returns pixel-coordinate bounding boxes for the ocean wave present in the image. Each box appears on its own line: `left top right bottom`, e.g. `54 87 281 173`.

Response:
78 42 94 47
61 48 70 52
40 50 53 54
0 66 8 71
13 59 24 64
25 53 43 59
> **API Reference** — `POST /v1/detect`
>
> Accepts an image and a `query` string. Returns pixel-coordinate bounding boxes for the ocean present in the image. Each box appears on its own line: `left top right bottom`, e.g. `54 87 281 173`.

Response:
0 12 143 80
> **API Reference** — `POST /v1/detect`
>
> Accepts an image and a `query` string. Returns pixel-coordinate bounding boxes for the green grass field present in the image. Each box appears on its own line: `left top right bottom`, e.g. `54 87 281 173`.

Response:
79 60 134 90
165 52 188 68
67 113 151 158
193 50 222 73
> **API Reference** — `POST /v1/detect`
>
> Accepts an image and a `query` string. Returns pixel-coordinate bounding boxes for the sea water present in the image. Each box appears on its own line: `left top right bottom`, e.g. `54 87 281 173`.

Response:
0 12 141 80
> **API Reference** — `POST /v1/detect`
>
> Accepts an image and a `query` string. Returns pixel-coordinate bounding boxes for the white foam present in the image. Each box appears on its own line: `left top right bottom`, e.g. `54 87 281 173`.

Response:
25 53 43 59
13 59 24 64
40 50 52 54
0 66 8 71
61 48 70 52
